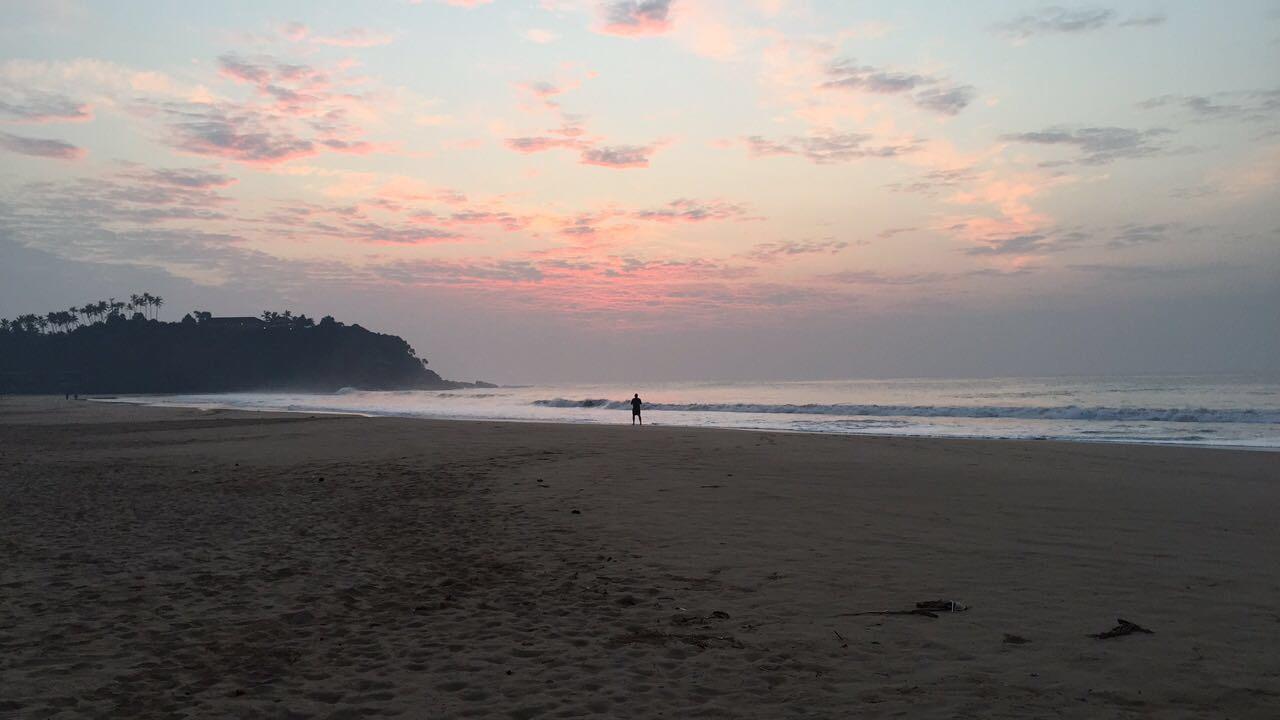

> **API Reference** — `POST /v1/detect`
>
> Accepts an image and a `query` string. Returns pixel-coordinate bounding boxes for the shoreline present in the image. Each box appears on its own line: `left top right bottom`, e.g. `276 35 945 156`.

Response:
86 392 1280 453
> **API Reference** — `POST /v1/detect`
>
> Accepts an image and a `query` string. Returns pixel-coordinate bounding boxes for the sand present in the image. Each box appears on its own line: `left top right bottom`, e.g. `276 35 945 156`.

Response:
1 396 1278 718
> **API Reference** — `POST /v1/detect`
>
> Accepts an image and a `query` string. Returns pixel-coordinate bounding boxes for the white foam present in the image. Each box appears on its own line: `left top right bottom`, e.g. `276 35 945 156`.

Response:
531 398 1280 424
105 374 1280 449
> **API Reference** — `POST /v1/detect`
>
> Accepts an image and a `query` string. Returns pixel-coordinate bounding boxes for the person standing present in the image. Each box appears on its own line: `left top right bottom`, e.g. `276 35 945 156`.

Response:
630 393 643 425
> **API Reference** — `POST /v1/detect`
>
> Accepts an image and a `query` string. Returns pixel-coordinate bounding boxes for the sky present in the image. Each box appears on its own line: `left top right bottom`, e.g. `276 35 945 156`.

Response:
1 0 1277 383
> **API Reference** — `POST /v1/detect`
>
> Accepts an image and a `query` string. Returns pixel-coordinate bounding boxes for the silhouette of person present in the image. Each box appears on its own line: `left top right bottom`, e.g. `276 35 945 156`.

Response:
630 393 643 425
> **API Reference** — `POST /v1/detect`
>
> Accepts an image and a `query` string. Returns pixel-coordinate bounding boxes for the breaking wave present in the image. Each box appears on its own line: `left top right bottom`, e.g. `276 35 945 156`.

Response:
530 398 1280 424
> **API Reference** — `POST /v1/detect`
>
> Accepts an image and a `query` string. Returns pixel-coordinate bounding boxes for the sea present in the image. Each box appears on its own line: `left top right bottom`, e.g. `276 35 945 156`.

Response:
116 374 1280 450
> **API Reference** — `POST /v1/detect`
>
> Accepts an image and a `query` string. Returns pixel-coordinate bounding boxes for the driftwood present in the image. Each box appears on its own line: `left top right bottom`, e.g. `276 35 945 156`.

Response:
837 600 968 619
916 600 967 613
839 608 941 619
671 610 731 626
1091 618 1154 639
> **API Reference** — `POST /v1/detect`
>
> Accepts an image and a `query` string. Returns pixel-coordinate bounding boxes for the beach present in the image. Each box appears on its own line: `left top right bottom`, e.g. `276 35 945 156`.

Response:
2 396 1278 718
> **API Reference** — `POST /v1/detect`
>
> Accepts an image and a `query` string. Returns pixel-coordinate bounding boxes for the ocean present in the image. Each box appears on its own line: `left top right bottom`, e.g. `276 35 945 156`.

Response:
113 374 1280 449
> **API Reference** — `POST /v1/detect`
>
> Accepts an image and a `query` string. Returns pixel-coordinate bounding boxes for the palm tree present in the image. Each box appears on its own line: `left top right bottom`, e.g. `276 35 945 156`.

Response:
0 319 10 334
68 307 81 329
152 295 163 320
129 294 143 316
48 311 76 333
34 316 49 333
59 311 75 332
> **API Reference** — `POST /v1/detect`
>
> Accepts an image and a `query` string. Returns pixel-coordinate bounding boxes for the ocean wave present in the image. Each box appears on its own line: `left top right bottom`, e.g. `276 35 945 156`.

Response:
530 398 1280 424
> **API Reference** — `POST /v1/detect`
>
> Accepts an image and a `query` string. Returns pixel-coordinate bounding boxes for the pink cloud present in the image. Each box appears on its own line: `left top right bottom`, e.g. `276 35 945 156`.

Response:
631 198 750 222
504 70 661 169
260 207 464 245
353 226 462 245
743 133 919 164
442 211 530 232
157 53 393 165
505 136 584 153
597 0 673 37
319 138 395 155
0 90 92 123
216 55 336 116
747 239 849 262
0 131 85 160
936 168 1073 259
164 105 318 166
218 56 271 85
118 165 238 190
515 79 576 112
369 178 471 206
579 144 655 168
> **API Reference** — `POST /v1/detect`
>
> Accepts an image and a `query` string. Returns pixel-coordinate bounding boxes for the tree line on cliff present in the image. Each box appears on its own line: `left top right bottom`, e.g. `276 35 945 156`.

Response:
0 293 454 394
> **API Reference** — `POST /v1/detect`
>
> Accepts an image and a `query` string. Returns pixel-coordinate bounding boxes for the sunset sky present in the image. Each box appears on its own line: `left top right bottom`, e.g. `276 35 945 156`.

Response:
2 0 1277 382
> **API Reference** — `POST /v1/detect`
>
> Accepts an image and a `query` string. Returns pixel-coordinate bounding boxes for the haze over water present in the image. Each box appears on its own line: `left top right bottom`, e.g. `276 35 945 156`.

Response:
128 374 1280 448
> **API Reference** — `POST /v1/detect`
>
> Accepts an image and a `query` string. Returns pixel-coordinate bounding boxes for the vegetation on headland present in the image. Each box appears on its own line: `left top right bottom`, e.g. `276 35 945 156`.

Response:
0 292 480 394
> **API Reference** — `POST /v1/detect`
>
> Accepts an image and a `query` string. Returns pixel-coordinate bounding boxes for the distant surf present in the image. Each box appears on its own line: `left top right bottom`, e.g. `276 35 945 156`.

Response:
108 374 1280 449
531 398 1280 424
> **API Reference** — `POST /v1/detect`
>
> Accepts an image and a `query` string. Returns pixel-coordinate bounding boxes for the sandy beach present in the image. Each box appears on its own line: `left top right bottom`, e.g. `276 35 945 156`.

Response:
1 396 1278 719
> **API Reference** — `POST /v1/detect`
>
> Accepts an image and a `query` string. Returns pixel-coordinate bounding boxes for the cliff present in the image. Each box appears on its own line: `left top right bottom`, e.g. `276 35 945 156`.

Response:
0 309 455 394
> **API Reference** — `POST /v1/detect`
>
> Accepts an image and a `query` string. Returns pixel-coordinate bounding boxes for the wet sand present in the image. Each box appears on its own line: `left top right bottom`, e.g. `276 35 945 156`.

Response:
1 396 1278 718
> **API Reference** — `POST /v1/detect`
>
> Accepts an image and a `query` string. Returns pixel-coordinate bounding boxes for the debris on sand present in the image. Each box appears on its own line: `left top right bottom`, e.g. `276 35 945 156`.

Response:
838 600 969 619
671 610 731 626
839 608 941 618
1003 633 1030 644
915 600 968 613
1090 618 1154 639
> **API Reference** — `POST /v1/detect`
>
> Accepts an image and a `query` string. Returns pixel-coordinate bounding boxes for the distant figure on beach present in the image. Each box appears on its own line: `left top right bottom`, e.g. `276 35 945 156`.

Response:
631 394 643 425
